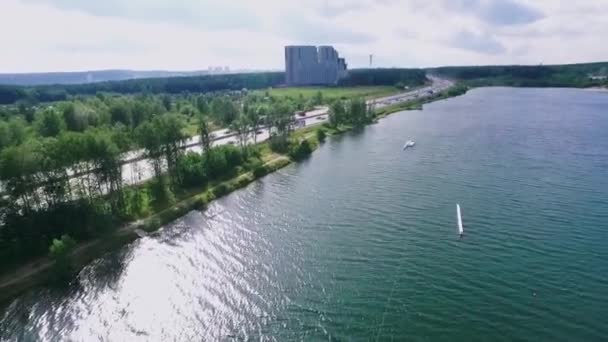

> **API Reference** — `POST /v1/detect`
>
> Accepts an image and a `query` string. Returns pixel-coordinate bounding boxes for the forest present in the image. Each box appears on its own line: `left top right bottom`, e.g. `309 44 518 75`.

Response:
0 68 428 105
430 62 608 87
0 68 426 273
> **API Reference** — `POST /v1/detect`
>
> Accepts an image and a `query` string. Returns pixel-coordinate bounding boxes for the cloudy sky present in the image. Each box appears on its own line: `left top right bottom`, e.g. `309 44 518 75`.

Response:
1 0 607 72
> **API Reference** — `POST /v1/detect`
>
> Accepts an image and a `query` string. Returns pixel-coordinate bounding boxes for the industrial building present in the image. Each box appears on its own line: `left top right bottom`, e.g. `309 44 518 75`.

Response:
285 45 347 86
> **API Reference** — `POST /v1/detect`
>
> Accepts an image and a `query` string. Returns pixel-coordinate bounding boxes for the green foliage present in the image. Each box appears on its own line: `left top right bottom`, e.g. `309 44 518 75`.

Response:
288 139 313 161
260 86 396 103
329 101 345 127
205 148 228 179
211 97 238 125
196 95 209 114
329 98 371 127
313 91 323 105
431 63 608 88
316 128 327 143
447 84 469 97
48 234 77 283
49 234 76 259
198 114 212 154
122 188 151 219
177 152 207 188
109 101 132 127
252 161 267 178
37 108 65 137
62 103 88 132
204 145 244 179
212 183 230 198
339 68 427 87
150 176 176 207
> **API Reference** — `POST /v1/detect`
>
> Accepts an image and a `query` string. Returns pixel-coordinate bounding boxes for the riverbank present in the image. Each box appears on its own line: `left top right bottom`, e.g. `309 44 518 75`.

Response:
0 84 467 305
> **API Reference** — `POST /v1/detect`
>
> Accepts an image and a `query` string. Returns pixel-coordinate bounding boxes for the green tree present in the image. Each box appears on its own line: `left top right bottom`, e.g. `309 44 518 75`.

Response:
198 114 212 155
131 101 151 128
85 131 123 211
329 100 345 127
316 128 326 143
176 152 207 187
162 95 172 111
231 114 250 150
247 107 263 144
296 93 305 110
37 108 65 137
0 121 10 148
136 121 164 178
0 141 44 213
313 91 323 105
8 117 27 145
211 97 238 125
109 101 132 127
62 103 89 132
196 95 209 114
348 98 367 126
49 234 77 283
267 102 294 153
136 113 186 185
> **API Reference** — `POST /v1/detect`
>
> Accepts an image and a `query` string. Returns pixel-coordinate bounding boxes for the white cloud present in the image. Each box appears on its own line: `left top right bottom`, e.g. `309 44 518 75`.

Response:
0 0 606 72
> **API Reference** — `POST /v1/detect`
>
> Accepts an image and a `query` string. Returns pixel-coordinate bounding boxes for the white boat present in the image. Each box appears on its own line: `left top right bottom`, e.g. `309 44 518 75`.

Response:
457 204 464 237
403 140 416 150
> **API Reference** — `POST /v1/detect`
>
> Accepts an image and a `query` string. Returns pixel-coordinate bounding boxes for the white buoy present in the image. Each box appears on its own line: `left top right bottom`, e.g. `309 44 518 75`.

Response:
457 204 464 237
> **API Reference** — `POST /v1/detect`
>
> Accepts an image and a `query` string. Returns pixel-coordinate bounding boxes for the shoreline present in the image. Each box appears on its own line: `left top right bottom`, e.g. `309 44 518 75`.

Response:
0 84 466 305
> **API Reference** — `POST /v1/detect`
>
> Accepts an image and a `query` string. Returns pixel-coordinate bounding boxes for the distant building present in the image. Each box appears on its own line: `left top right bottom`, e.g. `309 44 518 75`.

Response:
207 66 230 75
285 45 348 86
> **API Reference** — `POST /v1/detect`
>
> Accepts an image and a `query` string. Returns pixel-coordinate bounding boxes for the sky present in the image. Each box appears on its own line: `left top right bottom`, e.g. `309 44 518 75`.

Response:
0 0 607 72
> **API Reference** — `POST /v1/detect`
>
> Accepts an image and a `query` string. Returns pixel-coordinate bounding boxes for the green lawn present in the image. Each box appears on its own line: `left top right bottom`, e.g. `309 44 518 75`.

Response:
255 86 400 101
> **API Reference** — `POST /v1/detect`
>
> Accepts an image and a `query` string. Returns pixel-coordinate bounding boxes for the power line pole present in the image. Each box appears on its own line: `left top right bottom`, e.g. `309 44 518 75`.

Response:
369 54 373 68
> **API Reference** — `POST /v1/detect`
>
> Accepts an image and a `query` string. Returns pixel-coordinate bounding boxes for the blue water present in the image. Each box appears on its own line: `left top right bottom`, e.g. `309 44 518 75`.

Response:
2 87 608 341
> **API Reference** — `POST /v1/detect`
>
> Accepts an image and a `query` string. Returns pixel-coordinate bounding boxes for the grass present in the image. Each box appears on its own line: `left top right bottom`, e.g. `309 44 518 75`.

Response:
254 86 401 101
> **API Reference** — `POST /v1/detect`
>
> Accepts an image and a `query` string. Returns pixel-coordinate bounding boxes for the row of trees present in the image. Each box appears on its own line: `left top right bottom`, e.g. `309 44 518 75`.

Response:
0 89 304 272
430 64 608 88
328 98 374 128
0 68 437 105
0 72 285 105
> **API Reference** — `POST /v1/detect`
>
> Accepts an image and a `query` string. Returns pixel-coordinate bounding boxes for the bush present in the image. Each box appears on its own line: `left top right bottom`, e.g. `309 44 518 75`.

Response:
316 129 326 143
122 188 151 219
213 183 230 198
49 234 77 284
49 234 77 258
205 148 228 179
177 152 207 187
253 163 267 178
289 139 313 161
241 155 260 169
221 145 243 168
269 135 290 153
150 176 175 207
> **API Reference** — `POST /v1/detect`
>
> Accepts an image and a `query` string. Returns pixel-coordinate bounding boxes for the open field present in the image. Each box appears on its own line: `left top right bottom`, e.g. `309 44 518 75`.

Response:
255 86 401 101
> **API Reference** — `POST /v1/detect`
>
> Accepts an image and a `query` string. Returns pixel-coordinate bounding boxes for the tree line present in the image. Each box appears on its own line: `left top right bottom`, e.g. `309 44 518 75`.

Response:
430 62 608 88
0 89 302 272
0 69 432 105
328 98 375 128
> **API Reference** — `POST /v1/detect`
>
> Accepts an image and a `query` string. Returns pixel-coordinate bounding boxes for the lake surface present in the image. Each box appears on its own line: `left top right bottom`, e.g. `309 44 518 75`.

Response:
2 87 608 341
